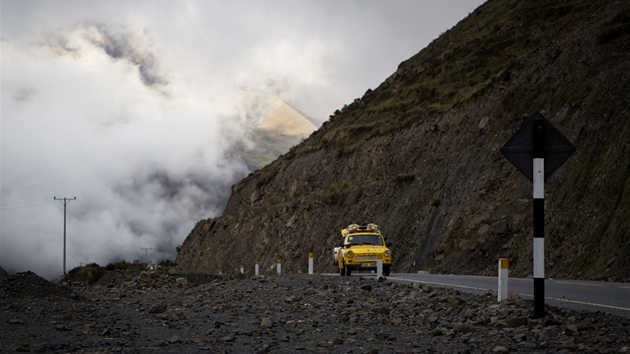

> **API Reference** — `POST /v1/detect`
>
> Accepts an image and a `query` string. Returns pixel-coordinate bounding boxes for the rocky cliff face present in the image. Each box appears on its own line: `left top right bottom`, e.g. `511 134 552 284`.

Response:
177 0 630 281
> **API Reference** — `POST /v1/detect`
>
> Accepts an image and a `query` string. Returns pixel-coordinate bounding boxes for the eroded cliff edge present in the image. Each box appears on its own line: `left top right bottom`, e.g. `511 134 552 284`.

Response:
177 0 630 281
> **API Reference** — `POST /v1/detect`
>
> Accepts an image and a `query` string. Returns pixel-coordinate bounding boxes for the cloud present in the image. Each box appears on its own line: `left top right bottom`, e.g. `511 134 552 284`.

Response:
42 22 169 96
0 30 250 279
12 87 37 102
85 24 169 89
236 40 329 101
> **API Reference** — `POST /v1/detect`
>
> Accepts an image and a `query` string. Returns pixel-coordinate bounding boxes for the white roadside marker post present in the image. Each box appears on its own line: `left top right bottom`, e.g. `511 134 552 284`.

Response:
376 256 383 279
498 258 509 302
308 253 314 275
240 264 244 275
277 259 282 275
255 260 259 276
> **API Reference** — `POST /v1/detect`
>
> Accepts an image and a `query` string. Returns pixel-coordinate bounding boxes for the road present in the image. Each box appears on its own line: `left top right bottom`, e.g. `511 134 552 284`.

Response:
328 272 630 318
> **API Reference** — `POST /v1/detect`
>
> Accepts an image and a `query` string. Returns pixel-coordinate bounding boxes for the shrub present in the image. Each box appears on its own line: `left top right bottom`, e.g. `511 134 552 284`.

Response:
158 259 177 267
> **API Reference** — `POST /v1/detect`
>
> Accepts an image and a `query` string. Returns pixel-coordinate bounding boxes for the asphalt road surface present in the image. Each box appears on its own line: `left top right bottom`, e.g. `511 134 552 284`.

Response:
328 272 630 318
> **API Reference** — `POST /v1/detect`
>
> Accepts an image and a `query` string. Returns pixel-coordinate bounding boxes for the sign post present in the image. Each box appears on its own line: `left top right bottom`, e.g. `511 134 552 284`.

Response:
500 112 575 318
498 258 509 302
532 117 546 318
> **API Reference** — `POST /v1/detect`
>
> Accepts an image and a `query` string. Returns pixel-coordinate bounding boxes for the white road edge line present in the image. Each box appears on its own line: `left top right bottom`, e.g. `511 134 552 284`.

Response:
544 297 630 312
387 277 491 293
388 276 630 313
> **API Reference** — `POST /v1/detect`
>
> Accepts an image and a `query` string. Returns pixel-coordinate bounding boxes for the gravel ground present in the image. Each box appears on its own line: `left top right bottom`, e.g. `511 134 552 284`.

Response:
2 270 629 353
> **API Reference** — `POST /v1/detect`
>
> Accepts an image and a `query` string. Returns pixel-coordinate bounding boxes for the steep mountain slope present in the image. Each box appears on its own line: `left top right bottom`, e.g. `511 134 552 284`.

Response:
177 0 630 281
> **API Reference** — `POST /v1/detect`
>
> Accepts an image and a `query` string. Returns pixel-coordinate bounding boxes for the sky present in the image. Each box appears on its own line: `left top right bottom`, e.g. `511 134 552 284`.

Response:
0 0 485 279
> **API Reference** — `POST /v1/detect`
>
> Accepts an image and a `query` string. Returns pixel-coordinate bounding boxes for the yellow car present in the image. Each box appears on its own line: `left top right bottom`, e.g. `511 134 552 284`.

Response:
335 223 392 276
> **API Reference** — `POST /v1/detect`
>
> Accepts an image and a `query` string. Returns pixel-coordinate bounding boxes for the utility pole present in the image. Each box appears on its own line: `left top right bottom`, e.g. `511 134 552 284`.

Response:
140 247 152 265
54 197 76 276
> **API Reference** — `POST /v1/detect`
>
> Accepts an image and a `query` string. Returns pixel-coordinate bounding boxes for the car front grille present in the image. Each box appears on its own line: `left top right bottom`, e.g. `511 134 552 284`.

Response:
354 255 377 261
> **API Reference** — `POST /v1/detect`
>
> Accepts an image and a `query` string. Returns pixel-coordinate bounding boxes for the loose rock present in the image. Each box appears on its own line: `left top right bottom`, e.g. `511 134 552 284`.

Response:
1 270 629 353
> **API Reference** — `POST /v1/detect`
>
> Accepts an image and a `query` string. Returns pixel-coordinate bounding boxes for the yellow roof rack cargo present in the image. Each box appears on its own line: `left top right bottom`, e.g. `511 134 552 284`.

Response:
341 223 380 236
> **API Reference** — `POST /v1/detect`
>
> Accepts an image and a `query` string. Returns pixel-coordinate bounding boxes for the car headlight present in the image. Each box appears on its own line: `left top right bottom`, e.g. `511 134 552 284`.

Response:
347 251 354 257
384 249 391 257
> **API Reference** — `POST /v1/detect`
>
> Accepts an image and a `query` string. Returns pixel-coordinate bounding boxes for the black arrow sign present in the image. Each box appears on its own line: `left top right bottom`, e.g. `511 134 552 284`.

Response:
500 112 575 182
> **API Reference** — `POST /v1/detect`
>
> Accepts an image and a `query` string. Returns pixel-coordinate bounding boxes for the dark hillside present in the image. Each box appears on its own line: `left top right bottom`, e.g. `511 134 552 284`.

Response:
177 0 630 282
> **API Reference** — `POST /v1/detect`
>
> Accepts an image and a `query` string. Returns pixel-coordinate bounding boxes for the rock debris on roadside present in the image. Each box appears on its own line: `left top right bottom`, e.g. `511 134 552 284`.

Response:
1 270 629 353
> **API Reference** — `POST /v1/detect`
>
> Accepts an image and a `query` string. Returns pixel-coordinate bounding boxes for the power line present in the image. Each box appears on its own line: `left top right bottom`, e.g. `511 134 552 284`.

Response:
76 200 124 241
0 197 52 207
0 198 55 211
66 208 130 247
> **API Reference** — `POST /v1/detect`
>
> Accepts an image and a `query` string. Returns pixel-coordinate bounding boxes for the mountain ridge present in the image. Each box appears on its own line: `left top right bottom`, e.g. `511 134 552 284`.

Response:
177 0 630 281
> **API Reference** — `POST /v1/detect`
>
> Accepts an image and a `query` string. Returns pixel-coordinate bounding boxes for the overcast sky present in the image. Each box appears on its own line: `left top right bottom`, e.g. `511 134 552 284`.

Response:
1 0 485 279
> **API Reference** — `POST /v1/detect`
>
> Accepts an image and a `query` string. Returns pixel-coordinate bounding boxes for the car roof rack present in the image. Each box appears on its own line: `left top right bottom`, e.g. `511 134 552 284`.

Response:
342 223 380 236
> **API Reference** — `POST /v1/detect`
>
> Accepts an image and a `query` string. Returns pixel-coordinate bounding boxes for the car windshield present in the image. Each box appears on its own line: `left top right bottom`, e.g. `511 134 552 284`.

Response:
346 234 383 246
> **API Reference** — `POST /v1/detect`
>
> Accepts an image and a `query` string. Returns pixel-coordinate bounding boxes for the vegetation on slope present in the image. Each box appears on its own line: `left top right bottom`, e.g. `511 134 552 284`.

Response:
62 260 177 285
235 0 598 191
